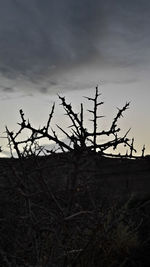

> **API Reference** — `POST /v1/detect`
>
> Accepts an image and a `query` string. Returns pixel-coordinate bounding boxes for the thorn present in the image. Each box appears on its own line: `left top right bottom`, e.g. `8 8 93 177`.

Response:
87 109 94 113
84 96 95 101
96 116 104 119
97 102 104 106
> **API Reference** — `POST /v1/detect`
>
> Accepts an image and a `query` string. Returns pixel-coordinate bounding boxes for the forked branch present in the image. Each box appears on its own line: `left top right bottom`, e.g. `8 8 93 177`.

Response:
6 87 137 158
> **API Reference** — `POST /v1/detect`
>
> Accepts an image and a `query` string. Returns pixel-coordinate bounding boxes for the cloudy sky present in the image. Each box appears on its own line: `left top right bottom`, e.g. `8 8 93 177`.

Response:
0 0 150 156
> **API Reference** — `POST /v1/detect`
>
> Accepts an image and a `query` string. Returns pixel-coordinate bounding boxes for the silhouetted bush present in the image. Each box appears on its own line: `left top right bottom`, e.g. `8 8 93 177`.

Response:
0 87 149 266
6 86 137 158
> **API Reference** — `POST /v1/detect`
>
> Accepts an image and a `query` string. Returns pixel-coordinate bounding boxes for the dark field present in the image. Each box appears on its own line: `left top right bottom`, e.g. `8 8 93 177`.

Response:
0 152 150 266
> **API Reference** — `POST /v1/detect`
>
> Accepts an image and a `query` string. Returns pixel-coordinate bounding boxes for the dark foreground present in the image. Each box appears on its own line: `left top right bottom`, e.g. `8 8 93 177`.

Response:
0 152 150 266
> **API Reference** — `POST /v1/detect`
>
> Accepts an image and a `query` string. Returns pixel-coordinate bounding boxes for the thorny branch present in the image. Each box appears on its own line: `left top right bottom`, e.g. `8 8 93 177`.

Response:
6 86 138 158
85 85 104 152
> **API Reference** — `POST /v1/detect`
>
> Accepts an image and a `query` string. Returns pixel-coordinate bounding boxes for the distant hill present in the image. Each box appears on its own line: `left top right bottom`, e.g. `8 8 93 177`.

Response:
0 152 150 200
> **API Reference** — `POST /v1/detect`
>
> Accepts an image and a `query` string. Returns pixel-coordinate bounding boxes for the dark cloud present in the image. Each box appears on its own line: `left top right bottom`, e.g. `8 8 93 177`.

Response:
0 0 102 76
2 86 14 93
39 87 48 94
101 77 138 86
0 0 149 86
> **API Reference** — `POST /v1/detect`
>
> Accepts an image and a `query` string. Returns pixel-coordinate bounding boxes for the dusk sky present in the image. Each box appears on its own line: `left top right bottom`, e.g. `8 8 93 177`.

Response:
0 0 150 156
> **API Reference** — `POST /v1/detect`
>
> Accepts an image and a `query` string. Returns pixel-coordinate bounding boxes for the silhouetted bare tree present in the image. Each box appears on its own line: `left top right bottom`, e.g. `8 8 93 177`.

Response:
6 86 137 158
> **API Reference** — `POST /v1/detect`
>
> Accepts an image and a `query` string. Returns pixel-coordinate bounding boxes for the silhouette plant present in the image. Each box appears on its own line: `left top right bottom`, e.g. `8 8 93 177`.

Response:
6 86 136 158
1 87 150 267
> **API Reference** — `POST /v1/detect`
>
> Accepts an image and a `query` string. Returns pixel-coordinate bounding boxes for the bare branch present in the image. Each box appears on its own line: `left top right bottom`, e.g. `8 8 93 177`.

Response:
46 103 55 132
110 102 130 132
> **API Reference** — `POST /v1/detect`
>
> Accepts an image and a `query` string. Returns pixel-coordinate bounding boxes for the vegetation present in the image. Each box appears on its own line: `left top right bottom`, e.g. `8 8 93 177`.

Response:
0 87 150 266
5 86 138 158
